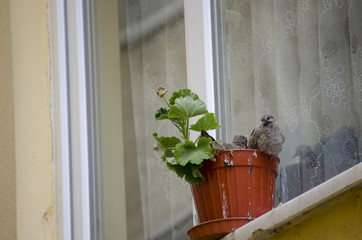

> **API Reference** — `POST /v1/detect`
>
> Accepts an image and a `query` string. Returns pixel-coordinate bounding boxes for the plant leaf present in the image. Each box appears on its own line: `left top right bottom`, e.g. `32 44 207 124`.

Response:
168 96 208 119
166 156 178 165
166 162 204 184
169 89 199 105
163 149 177 164
174 137 213 166
187 166 204 184
191 168 203 178
189 113 221 132
152 133 181 162
155 108 170 120
152 133 181 151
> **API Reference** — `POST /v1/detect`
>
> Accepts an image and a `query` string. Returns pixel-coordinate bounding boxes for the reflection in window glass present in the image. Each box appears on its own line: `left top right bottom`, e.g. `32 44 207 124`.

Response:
91 0 192 239
212 0 362 203
120 1 192 238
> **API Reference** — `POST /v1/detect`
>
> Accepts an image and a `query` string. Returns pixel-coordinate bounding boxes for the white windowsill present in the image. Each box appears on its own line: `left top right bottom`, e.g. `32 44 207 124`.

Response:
221 162 362 240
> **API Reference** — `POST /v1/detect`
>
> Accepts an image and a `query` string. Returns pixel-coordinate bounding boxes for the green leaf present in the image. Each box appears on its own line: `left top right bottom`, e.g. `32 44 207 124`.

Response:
155 108 170 120
189 113 221 132
187 167 204 184
174 137 213 166
155 108 183 131
169 89 199 105
191 168 203 178
152 133 181 162
152 133 181 152
166 162 204 184
163 149 177 164
166 156 178 165
168 96 208 119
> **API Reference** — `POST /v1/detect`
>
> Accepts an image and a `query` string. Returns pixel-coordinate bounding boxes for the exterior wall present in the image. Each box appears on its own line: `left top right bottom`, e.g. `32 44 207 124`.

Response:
0 0 55 239
268 186 362 240
0 0 17 239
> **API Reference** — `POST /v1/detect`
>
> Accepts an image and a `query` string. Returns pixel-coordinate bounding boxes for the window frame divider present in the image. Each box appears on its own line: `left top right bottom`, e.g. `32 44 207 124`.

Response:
50 0 92 239
184 0 215 115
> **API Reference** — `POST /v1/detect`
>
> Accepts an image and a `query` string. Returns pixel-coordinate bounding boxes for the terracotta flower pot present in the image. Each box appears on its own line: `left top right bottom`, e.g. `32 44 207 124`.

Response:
187 149 279 240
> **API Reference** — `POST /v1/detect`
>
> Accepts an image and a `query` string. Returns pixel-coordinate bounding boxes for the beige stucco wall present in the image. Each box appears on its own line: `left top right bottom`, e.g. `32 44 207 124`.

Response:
0 0 17 239
0 0 55 239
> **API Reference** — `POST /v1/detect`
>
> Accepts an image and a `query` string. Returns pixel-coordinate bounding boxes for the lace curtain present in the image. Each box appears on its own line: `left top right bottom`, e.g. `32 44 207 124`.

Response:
220 0 361 202
119 0 193 239
118 0 362 239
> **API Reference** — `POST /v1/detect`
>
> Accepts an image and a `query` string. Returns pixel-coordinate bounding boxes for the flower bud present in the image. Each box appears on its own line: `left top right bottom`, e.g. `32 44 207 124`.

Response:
157 86 167 98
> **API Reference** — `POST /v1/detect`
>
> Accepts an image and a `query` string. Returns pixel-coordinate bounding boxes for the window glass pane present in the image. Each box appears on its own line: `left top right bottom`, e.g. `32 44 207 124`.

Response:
212 0 362 203
90 0 192 239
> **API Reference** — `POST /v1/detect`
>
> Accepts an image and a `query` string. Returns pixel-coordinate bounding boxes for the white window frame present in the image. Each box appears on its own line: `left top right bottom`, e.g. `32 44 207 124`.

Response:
50 0 362 240
184 0 215 114
49 0 72 239
50 0 91 239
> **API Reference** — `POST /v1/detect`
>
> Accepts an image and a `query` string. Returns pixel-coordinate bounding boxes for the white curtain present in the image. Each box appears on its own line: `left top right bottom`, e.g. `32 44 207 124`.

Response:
119 0 362 238
222 0 361 202
119 0 193 239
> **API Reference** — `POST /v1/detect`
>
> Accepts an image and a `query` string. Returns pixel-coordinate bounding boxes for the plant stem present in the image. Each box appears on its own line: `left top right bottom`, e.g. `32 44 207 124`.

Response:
171 121 182 132
162 96 171 108
186 119 190 140
182 119 188 140
162 96 184 136
162 95 190 140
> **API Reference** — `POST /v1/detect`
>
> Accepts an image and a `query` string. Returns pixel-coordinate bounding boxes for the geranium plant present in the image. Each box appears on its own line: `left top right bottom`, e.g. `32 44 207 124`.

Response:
153 87 221 184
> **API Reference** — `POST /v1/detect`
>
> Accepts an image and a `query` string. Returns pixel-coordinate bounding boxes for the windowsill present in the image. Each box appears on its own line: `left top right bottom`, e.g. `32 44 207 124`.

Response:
221 162 362 240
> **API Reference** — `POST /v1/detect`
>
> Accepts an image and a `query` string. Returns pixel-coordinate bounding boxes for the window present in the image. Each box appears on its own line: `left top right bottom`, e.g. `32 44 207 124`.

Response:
51 0 361 240
89 0 193 239
211 0 362 203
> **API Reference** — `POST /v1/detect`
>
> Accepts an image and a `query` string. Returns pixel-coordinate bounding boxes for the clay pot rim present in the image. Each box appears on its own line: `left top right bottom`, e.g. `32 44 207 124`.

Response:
200 149 280 176
187 217 255 240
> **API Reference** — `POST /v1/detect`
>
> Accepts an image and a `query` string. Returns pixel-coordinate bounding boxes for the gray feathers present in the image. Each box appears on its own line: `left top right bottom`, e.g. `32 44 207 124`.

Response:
209 135 248 151
232 135 248 149
248 127 262 150
203 114 285 158
248 114 285 158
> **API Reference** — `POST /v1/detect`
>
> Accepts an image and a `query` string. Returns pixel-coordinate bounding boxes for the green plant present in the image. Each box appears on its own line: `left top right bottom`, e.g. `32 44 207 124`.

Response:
153 87 221 184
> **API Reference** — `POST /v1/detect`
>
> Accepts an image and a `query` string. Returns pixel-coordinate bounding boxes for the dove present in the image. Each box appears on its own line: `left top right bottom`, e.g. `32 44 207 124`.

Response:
248 127 262 150
211 135 248 150
202 130 248 150
248 114 285 158
210 141 226 151
233 134 248 149
201 130 224 151
228 135 248 149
